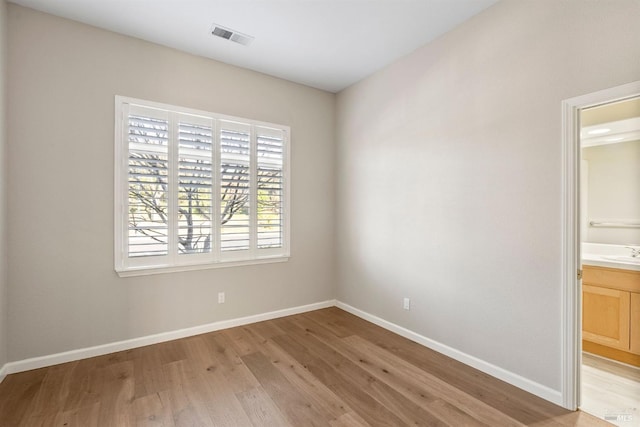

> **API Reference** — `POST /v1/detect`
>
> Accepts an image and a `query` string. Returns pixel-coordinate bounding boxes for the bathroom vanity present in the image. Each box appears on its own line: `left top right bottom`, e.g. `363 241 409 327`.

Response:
582 262 640 367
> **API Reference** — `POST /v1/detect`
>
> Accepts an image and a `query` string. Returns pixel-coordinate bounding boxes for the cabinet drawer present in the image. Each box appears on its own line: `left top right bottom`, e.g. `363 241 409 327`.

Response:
583 265 640 293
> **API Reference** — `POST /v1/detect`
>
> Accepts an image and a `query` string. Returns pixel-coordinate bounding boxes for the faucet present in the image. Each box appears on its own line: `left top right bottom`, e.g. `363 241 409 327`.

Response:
626 246 640 258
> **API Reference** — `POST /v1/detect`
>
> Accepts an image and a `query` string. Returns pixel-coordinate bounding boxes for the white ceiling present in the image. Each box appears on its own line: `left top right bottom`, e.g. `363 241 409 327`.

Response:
8 0 498 93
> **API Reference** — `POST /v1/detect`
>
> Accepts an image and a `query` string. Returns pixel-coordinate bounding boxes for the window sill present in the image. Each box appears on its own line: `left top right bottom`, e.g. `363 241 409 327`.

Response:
116 256 289 278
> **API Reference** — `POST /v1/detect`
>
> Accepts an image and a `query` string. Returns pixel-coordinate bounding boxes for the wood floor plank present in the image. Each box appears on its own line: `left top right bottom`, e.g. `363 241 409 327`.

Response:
201 332 261 394
304 307 360 338
187 373 251 426
22 402 101 427
0 307 610 427
242 350 332 426
161 341 253 427
258 337 352 420
223 326 262 357
132 392 172 427
0 368 48 425
329 410 371 427
198 370 255 423
62 358 102 412
243 319 353 420
426 399 491 427
133 344 171 399
270 326 414 426
96 360 136 427
236 385 293 427
247 319 287 340
158 385 212 427
61 402 101 427
276 316 453 426
22 363 75 419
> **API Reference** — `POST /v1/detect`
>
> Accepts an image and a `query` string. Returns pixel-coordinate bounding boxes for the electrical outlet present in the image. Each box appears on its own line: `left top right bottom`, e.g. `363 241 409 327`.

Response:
218 292 225 304
403 297 410 310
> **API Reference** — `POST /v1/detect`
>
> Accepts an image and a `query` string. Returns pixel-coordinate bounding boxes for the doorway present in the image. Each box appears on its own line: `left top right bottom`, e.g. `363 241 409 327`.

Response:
561 81 640 421
579 97 640 426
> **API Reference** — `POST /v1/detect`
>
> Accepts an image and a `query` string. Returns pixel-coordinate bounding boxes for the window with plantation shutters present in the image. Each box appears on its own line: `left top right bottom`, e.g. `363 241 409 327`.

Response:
115 97 290 276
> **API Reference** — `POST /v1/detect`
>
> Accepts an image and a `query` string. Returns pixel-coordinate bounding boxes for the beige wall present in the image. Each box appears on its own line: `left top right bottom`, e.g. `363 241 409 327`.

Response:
581 97 640 126
583 140 640 244
336 0 640 393
7 5 336 361
0 0 7 370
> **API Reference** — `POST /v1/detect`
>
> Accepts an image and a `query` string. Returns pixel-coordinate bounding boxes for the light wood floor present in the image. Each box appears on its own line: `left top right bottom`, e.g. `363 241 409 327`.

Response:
581 353 640 427
0 307 610 426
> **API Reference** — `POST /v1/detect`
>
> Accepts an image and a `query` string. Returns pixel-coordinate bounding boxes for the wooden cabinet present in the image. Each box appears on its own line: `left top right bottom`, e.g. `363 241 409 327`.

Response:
631 292 640 355
582 265 640 366
582 284 630 350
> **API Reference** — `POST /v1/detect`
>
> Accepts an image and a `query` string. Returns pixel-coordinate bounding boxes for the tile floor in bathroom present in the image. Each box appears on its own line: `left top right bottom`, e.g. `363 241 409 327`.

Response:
581 352 640 427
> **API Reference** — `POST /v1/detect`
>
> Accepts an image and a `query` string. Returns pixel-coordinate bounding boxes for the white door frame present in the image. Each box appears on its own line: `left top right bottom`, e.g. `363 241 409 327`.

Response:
560 80 640 410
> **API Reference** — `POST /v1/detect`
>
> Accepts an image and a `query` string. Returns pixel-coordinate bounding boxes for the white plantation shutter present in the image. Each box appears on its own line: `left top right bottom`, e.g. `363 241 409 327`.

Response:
220 121 251 253
127 106 170 258
256 127 285 250
115 97 289 275
178 116 214 255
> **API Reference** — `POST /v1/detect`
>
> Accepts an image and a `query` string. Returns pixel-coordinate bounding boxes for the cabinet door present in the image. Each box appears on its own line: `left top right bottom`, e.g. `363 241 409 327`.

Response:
631 293 640 355
582 284 630 350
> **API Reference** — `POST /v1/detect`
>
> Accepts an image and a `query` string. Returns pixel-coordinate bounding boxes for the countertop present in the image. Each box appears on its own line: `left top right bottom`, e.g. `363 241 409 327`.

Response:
582 254 640 272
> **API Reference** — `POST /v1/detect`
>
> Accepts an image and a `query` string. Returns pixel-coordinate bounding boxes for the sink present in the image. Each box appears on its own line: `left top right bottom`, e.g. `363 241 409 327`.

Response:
603 255 640 264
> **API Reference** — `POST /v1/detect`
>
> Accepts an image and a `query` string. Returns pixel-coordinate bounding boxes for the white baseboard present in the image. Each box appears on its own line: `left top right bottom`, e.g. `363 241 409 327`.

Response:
1 299 336 378
335 301 563 407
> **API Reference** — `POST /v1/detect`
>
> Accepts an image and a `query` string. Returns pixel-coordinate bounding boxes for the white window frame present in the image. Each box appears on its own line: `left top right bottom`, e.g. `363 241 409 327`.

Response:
115 96 290 277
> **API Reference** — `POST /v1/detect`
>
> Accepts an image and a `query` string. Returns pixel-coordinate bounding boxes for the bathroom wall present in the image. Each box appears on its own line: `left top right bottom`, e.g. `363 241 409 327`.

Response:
582 140 640 245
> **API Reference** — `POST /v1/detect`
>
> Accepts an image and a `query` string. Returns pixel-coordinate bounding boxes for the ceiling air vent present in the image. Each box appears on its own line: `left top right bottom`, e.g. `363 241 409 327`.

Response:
210 24 254 46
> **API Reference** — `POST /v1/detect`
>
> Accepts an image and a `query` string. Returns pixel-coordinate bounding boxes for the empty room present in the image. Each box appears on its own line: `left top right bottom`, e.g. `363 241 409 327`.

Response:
0 0 639 426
